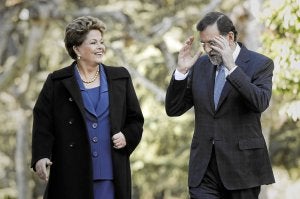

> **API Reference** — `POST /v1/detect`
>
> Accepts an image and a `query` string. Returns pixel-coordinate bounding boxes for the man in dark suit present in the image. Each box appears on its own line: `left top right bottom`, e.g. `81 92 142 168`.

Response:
165 11 275 199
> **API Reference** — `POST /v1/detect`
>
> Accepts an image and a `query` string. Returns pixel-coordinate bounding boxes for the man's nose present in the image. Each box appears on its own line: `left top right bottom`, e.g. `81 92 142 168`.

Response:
204 44 213 52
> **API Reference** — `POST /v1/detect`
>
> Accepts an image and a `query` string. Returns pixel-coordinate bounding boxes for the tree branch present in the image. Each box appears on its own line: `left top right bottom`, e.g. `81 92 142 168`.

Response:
111 48 166 103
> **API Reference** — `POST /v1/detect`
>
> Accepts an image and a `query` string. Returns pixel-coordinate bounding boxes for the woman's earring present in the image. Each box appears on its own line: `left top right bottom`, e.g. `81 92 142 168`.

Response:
77 55 81 60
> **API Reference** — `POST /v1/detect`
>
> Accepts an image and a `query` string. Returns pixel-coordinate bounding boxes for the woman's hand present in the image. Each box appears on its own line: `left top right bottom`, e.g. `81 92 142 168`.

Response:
112 132 127 149
35 158 52 182
177 36 202 74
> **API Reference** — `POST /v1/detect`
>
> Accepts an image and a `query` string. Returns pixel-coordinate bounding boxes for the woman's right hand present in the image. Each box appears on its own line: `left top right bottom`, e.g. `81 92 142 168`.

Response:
177 36 202 74
35 158 52 182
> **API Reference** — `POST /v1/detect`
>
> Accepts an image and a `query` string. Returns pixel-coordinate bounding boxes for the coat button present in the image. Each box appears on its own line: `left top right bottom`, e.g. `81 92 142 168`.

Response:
68 97 73 102
210 137 215 144
92 123 97 128
69 143 75 148
68 119 74 125
92 151 98 157
92 137 98 143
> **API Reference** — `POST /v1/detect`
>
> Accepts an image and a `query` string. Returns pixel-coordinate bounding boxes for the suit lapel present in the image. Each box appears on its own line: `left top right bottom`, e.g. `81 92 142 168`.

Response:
207 64 217 112
193 58 216 113
215 77 231 111
95 66 109 118
234 43 250 71
81 90 98 116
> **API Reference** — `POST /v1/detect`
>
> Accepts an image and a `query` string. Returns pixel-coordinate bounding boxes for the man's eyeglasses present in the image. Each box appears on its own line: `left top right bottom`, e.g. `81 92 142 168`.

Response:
200 41 217 48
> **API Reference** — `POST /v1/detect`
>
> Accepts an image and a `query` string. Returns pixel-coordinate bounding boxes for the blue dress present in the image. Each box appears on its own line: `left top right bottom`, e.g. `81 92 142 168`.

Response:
75 65 115 199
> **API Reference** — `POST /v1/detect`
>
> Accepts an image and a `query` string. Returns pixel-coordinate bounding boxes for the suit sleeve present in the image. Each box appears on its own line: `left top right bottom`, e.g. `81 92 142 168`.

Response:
122 75 144 155
227 58 274 113
31 74 55 170
165 72 194 116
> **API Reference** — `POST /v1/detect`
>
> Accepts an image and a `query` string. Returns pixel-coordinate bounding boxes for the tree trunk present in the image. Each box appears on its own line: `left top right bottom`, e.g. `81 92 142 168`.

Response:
15 108 31 199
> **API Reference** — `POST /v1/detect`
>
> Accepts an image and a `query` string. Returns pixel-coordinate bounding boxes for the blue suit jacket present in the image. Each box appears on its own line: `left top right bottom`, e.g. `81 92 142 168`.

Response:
75 65 113 180
166 43 275 190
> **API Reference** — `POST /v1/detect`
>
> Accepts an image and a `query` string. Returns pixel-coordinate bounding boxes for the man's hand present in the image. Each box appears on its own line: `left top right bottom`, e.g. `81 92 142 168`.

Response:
211 35 236 70
112 132 127 149
35 158 52 182
177 36 202 74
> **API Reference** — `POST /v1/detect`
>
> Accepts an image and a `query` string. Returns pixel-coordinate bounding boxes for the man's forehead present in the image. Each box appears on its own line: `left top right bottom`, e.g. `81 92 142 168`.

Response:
199 23 219 38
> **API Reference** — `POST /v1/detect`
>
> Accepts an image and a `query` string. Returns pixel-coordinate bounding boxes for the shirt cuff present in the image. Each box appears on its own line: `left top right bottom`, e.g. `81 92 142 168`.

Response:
174 69 189 80
228 65 238 75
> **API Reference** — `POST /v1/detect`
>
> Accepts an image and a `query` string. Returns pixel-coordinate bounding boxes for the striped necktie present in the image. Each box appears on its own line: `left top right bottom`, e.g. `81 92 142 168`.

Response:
214 65 226 109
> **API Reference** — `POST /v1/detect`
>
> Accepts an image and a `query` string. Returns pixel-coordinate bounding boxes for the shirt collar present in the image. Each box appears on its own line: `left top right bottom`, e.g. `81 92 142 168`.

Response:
220 43 240 76
232 42 241 62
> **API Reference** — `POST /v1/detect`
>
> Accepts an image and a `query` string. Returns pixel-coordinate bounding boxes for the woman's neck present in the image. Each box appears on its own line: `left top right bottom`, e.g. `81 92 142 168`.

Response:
76 63 100 88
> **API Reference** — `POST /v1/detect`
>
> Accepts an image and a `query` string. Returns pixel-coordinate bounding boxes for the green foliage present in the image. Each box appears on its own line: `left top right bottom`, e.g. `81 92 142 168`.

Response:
261 0 300 178
261 0 300 98
270 119 300 179
131 82 195 198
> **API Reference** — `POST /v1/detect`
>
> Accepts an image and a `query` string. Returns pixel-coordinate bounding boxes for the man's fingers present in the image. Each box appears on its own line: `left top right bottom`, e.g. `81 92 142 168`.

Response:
192 48 203 62
184 36 194 45
213 35 229 49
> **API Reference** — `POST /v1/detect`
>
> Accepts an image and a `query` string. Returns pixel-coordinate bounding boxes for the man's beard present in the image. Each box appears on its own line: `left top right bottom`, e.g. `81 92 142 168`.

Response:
208 51 222 65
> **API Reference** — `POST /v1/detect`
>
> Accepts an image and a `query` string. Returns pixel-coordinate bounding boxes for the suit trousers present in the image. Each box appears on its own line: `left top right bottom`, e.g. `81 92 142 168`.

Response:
189 147 261 199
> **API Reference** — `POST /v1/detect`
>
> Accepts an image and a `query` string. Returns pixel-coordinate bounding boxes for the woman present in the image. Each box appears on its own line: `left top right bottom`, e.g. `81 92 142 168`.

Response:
31 16 144 199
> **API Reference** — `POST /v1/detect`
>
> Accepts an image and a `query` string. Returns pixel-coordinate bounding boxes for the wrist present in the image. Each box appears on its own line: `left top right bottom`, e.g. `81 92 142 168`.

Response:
227 65 238 75
226 64 235 70
177 67 189 74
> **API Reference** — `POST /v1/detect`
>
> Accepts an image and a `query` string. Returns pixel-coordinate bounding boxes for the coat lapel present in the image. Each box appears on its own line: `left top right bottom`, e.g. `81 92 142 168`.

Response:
104 65 119 135
59 64 86 117
103 64 131 135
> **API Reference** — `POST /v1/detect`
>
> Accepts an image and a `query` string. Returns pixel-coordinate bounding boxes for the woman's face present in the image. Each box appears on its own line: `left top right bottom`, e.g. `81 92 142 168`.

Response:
74 29 105 65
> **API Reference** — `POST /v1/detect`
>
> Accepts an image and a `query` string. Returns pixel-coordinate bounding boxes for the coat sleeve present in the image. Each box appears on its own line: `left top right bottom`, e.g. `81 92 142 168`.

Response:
122 75 144 155
31 74 55 170
227 58 274 113
165 72 194 116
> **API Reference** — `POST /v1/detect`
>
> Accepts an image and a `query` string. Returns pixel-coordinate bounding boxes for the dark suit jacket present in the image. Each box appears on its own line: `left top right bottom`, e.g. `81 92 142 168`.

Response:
165 43 275 190
31 62 144 199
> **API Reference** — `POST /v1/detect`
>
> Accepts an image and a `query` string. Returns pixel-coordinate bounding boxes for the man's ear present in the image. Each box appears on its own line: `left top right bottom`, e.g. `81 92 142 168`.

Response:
73 46 79 54
228 31 235 42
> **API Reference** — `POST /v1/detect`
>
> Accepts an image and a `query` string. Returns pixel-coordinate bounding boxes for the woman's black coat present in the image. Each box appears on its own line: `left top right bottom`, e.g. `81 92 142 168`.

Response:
31 62 144 199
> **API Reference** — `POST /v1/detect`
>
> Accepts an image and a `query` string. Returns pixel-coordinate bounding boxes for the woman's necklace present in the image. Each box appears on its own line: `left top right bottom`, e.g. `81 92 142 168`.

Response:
77 66 99 84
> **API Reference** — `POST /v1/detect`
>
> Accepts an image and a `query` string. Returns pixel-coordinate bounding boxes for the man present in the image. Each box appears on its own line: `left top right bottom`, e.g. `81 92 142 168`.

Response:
165 11 275 199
